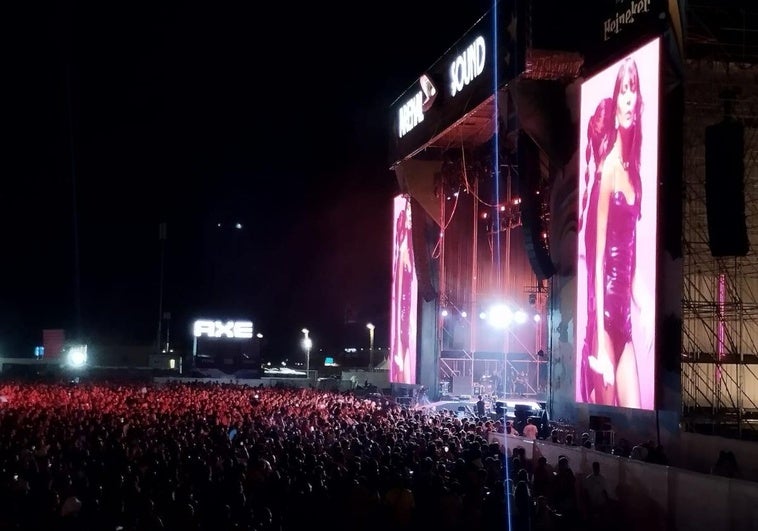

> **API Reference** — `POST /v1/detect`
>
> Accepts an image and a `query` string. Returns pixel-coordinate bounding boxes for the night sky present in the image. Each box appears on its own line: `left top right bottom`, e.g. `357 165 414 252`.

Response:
3 1 494 358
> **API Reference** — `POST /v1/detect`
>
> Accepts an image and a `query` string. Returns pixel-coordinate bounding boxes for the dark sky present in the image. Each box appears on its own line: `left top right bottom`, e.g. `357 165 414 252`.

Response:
3 1 494 358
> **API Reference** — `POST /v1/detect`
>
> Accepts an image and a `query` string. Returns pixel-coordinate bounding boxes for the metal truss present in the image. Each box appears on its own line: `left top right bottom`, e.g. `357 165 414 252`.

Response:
682 59 758 438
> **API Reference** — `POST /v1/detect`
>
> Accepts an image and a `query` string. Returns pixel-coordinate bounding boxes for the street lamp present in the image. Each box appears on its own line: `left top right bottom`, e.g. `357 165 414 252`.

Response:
254 332 264 364
301 328 312 376
366 323 375 368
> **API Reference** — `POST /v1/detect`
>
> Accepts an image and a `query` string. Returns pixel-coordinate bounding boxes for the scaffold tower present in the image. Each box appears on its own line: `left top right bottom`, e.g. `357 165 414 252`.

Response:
682 3 758 438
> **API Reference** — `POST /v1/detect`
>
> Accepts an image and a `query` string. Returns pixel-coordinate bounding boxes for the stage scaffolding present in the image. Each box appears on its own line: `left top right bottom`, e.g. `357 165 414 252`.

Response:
434 99 549 400
681 61 758 438
679 3 758 438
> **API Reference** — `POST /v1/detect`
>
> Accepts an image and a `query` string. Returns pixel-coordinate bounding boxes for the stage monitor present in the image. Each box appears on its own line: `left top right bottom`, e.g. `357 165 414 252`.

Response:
390 195 418 385
575 37 660 411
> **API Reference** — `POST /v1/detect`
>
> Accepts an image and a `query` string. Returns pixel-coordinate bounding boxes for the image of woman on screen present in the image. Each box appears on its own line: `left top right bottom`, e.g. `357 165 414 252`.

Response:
579 96 615 404
581 57 645 408
392 198 415 384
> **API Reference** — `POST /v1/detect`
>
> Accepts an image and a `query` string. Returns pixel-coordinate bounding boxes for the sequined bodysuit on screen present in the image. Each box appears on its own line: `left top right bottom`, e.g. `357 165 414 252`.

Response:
603 190 639 354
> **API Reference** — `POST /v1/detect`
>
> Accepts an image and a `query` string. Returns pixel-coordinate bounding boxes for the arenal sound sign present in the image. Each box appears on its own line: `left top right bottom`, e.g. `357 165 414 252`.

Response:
398 74 438 138
193 319 254 339
449 35 486 97
389 2 519 167
397 34 486 139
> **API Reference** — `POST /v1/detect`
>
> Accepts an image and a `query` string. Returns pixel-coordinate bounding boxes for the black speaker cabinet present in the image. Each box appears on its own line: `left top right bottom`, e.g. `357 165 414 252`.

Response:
705 120 749 257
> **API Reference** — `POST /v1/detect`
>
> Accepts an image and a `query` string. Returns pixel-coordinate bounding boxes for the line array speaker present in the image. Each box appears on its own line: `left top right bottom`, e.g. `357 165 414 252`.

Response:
705 119 749 257
517 131 556 280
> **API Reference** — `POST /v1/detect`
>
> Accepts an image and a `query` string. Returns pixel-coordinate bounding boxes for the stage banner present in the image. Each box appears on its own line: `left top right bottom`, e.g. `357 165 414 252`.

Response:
389 0 521 167
531 0 671 71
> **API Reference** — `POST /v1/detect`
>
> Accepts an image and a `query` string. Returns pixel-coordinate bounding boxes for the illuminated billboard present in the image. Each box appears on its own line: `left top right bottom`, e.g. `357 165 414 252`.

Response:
193 319 254 339
191 318 260 377
390 195 418 385
575 37 660 410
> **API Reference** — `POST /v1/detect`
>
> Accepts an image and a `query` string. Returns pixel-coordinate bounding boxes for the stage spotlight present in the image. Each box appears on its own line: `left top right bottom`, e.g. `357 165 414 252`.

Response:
533 313 541 323
487 304 513 329
514 310 528 324
66 345 88 368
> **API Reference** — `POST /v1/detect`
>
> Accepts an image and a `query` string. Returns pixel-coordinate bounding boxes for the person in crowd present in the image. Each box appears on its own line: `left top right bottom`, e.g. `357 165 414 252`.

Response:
647 443 668 465
582 461 609 530
531 456 553 499
513 468 532 531
711 450 742 478
631 443 649 461
613 438 632 458
533 495 559 531
522 417 539 440
382 472 415 531
551 456 578 523
475 395 486 418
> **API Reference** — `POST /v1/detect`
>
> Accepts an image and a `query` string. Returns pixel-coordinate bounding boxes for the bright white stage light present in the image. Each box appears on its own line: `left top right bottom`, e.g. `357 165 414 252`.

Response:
514 310 528 324
487 304 513 329
67 345 88 368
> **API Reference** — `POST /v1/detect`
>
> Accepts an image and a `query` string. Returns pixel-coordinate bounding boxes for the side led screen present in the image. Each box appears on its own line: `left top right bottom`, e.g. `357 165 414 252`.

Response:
575 37 660 410
390 195 418 384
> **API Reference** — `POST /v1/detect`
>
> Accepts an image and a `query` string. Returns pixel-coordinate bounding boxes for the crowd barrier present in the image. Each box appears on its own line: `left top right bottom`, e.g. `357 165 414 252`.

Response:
488 433 758 531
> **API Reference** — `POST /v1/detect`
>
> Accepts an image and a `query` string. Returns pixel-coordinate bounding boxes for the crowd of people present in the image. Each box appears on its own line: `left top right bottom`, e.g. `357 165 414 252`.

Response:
0 379 621 531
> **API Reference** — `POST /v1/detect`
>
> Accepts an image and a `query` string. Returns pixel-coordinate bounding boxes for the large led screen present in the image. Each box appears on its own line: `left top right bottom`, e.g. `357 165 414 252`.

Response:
391 195 418 384
575 37 659 410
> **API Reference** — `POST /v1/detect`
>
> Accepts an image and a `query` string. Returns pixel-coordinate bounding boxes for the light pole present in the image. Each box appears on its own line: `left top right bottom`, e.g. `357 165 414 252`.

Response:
156 222 167 355
366 323 375 368
301 328 312 376
255 332 263 364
